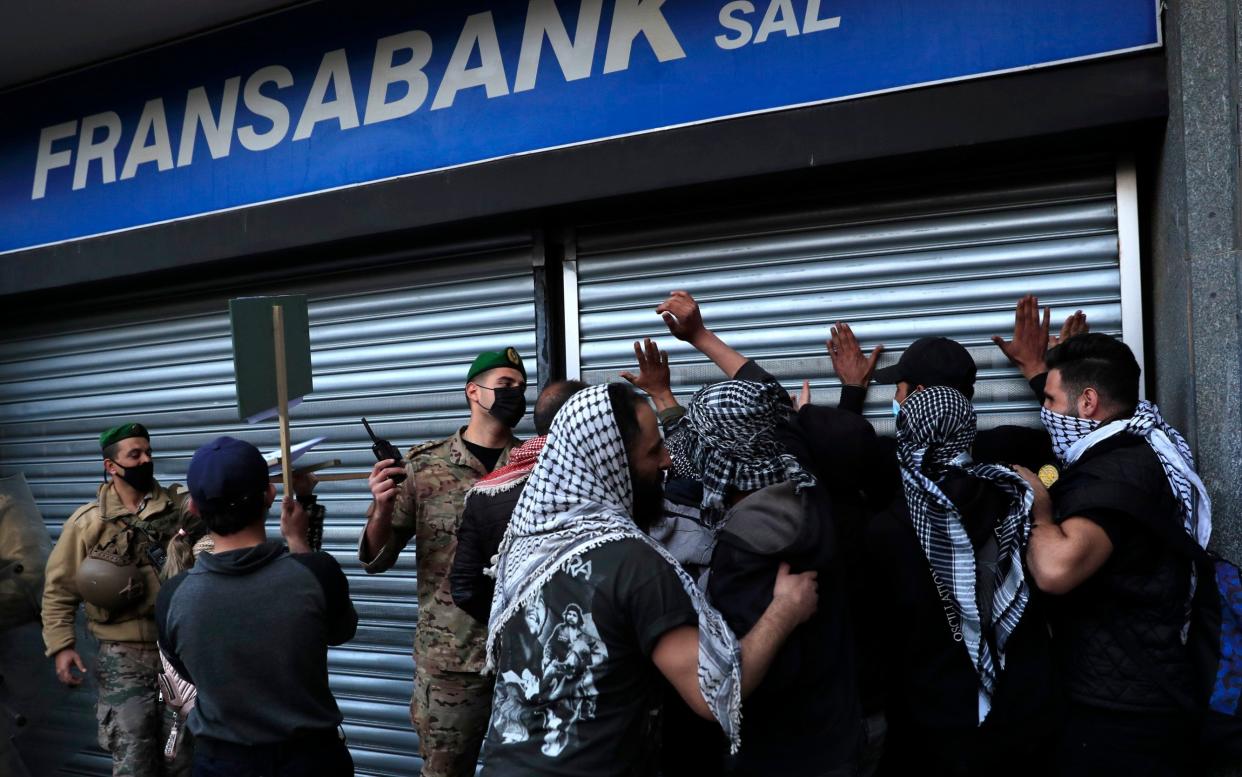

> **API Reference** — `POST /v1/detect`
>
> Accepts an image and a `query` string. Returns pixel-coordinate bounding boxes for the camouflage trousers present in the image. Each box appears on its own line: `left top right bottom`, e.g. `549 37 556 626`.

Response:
411 662 493 777
96 641 192 777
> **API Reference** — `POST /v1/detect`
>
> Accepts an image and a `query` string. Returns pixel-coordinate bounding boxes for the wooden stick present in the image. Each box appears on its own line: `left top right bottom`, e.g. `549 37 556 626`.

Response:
272 305 294 498
300 472 372 482
268 459 346 483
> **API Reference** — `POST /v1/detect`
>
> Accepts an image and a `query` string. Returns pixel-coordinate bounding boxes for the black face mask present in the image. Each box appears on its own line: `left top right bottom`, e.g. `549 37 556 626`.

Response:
109 460 154 494
483 386 527 429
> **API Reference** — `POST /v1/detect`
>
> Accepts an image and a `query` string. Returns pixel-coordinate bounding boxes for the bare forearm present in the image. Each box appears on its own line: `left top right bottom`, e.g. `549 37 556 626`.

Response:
690 329 748 379
739 602 799 697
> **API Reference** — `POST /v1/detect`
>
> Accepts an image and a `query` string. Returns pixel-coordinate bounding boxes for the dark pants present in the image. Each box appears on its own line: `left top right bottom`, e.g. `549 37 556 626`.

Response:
1053 703 1194 777
192 729 353 777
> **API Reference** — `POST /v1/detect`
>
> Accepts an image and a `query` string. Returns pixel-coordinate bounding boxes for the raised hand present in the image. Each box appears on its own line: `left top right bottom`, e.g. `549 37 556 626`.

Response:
1051 309 1088 349
828 321 884 386
992 295 1052 380
620 338 678 411
280 495 311 554
790 379 811 410
655 291 706 343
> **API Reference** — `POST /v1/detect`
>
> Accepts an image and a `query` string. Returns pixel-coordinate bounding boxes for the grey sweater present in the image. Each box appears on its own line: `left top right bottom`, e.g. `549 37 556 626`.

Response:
155 541 358 744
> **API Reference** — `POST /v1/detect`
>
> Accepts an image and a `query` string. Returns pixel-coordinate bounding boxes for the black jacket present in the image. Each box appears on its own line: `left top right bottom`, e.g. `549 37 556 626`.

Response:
1048 431 1194 712
450 480 526 623
708 478 862 774
860 475 1058 777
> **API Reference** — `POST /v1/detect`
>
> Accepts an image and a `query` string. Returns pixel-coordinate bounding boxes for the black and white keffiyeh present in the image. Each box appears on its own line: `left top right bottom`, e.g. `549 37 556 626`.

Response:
681 380 815 516
485 385 745 752
897 387 1034 723
1040 401 1212 548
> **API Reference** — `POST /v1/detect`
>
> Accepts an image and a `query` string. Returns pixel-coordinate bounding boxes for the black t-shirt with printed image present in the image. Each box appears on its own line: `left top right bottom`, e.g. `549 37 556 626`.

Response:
480 538 699 777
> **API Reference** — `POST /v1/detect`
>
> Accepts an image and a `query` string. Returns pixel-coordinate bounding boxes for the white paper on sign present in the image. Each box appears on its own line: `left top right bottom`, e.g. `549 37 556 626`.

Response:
264 436 327 471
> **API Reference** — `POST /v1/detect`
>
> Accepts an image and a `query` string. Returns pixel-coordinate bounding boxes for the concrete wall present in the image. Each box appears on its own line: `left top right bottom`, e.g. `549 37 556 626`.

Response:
1152 0 1242 568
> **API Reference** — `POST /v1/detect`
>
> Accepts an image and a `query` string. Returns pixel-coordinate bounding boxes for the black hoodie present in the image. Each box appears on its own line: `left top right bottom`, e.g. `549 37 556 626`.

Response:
155 541 358 745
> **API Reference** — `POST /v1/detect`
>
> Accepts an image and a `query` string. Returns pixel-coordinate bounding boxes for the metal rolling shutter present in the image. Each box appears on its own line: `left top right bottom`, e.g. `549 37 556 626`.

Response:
0 240 540 776
572 163 1135 435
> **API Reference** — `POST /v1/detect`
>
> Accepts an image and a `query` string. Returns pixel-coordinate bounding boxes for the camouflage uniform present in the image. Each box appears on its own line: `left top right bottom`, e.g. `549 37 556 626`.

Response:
42 480 201 777
96 641 193 777
360 427 516 777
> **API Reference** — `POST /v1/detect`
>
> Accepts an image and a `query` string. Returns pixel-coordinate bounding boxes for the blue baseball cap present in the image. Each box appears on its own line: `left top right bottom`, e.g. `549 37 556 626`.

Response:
187 436 270 513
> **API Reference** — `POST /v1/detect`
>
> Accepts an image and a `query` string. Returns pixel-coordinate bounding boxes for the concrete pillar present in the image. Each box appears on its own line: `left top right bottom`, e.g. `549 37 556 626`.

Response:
1152 0 1242 561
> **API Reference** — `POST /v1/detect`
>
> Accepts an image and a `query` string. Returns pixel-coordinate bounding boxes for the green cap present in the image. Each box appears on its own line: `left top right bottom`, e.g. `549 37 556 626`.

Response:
99 422 150 450
467 347 527 383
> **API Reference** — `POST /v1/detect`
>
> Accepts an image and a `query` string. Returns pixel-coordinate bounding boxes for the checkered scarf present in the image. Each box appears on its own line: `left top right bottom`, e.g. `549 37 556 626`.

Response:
1040 401 1212 548
897 387 1034 723
485 385 744 752
469 435 546 497
680 380 815 517
664 424 701 480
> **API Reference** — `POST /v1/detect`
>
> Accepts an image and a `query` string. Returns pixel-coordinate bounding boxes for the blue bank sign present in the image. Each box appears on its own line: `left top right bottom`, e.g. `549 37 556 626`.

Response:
0 0 1159 254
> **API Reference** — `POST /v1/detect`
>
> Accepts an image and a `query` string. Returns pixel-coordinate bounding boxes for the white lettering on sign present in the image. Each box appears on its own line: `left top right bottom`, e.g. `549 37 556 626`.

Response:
178 78 241 167
432 12 510 110
803 0 842 33
514 0 604 93
603 0 685 74
31 120 76 199
715 2 755 50
120 98 174 180
237 66 294 152
715 0 840 49
294 49 360 140
72 112 122 190
26 1 841 201
363 31 434 125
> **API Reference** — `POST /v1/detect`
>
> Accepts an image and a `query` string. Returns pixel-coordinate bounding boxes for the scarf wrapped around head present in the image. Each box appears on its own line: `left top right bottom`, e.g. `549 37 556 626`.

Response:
680 380 815 516
470 435 546 497
486 385 744 752
897 387 1034 724
1041 401 1212 549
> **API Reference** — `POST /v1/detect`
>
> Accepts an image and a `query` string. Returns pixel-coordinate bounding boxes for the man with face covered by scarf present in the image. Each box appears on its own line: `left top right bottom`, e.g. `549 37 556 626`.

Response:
1021 333 1210 777
662 377 860 777
42 422 203 777
360 348 527 777
480 384 819 777
859 386 1058 777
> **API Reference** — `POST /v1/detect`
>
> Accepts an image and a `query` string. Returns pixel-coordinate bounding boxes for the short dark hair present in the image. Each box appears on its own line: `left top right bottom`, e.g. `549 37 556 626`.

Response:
198 494 268 536
607 382 644 453
102 442 121 461
535 380 589 435
1045 333 1140 416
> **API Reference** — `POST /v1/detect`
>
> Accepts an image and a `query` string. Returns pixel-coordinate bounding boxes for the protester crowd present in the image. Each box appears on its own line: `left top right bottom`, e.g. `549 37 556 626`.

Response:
34 289 1234 777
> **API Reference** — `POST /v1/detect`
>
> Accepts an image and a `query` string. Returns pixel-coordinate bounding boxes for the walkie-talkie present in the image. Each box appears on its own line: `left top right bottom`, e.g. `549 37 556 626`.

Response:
363 418 407 485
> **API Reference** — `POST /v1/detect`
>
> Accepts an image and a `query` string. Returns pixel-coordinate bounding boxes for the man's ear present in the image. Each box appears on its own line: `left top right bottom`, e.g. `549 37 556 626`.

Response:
265 483 277 508
1079 387 1101 419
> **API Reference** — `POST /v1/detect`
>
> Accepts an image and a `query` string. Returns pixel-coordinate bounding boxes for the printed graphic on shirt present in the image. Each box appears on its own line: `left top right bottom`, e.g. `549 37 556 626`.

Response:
492 560 609 758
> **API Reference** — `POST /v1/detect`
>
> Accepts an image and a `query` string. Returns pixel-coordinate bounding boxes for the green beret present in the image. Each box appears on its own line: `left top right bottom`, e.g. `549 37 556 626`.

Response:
467 347 527 383
99 422 150 450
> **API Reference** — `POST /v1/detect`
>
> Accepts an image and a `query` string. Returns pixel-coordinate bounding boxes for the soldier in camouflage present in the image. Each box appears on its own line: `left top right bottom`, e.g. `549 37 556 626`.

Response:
42 423 203 777
361 348 528 777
